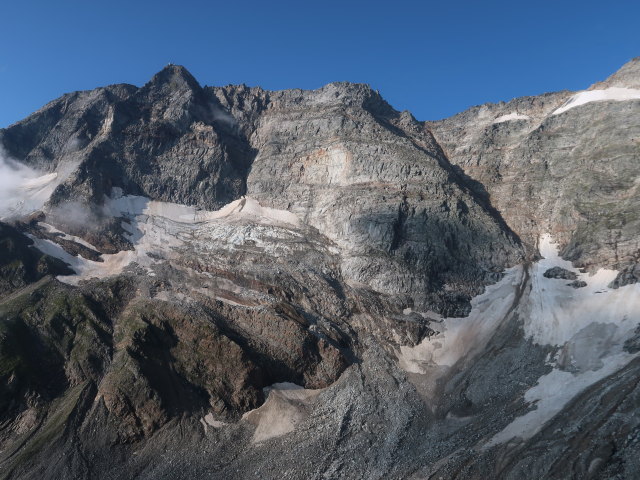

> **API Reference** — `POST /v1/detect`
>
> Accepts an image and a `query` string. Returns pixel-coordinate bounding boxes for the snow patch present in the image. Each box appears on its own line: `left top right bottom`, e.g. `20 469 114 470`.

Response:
486 233 640 446
200 413 227 433
524 234 639 347
242 382 323 443
29 235 143 286
38 222 100 250
486 352 633 447
493 113 530 124
552 87 640 115
398 266 524 374
106 189 301 227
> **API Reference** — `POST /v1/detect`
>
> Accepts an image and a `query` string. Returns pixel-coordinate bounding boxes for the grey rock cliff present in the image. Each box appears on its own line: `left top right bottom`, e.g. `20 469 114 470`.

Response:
428 58 640 281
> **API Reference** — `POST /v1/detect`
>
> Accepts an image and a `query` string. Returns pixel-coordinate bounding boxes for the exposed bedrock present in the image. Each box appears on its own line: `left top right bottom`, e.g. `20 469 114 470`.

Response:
428 58 640 279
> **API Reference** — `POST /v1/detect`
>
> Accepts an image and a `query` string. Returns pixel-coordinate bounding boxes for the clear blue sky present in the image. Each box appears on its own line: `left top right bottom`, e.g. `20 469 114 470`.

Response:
1 0 639 127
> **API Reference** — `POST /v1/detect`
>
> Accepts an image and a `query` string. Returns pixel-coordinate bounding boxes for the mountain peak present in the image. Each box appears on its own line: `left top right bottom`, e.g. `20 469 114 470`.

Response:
590 57 640 90
145 63 201 92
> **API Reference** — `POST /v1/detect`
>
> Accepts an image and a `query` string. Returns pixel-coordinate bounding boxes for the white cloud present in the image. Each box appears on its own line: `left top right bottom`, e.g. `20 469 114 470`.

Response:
0 147 59 220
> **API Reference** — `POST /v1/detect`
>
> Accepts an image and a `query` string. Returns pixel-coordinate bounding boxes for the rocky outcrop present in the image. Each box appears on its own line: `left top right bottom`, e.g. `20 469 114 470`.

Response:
591 56 640 89
543 266 577 280
0 221 73 296
235 82 523 313
609 262 640 288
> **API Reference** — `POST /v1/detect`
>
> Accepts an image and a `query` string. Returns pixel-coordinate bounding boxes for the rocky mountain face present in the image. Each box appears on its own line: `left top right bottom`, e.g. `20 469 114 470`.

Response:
0 65 523 315
428 62 640 284
0 59 639 479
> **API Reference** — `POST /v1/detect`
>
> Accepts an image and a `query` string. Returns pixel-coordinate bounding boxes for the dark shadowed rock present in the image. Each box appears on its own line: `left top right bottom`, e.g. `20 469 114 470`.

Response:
609 263 640 288
0 221 73 296
543 266 578 280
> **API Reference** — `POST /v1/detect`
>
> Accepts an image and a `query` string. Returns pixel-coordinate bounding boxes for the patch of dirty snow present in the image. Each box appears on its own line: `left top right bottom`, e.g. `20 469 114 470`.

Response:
200 413 227 433
38 222 100 250
207 196 302 226
106 189 301 227
29 235 142 286
486 351 633 447
397 266 525 374
493 112 530 124
552 87 640 115
242 382 323 443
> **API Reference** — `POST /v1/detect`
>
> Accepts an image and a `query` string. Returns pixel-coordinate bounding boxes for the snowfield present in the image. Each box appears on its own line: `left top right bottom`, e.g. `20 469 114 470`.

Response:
30 189 304 286
552 87 640 115
524 233 638 348
493 112 531 124
105 188 301 227
241 382 324 443
487 234 640 445
397 233 640 446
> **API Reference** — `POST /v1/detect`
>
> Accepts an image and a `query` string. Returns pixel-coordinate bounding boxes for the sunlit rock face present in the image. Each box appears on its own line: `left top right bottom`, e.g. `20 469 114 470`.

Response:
0 58 639 480
428 58 640 283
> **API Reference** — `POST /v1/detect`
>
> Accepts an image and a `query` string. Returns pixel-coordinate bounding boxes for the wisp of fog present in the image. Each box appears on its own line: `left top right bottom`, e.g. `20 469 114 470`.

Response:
0 148 58 219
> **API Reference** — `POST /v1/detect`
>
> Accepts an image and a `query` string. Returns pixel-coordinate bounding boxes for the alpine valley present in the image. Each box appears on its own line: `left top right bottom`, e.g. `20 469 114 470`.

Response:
0 58 639 479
